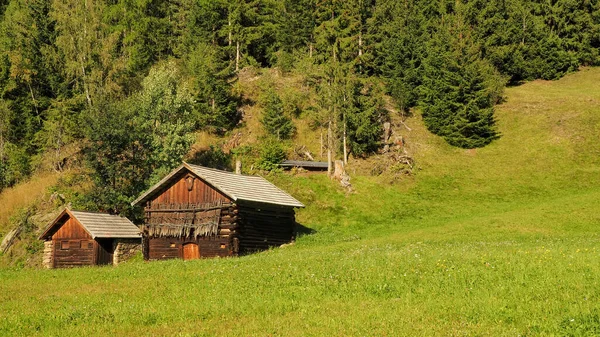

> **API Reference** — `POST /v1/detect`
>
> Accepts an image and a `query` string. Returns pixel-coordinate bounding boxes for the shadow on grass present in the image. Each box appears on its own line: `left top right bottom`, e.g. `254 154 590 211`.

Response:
295 221 316 239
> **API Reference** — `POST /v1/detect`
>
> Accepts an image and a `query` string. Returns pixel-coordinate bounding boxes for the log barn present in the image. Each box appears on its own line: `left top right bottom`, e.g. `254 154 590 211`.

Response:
131 162 304 260
39 209 141 268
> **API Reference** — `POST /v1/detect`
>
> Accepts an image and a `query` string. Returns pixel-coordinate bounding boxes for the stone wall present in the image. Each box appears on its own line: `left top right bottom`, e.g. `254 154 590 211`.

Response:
113 239 141 265
42 240 54 268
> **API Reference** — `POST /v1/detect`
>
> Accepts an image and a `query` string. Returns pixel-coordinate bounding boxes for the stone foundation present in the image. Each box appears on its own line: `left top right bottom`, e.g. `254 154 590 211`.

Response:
43 240 54 268
113 239 141 265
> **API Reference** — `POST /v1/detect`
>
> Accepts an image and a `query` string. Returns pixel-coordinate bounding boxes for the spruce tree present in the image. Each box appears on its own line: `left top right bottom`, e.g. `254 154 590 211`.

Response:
261 89 295 140
419 9 504 148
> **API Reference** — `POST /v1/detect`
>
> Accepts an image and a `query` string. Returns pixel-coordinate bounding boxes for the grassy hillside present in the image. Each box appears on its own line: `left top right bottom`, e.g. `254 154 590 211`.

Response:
1 68 600 336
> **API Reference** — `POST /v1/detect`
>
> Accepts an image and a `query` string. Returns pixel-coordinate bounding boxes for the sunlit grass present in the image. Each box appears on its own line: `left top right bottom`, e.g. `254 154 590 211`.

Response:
1 68 600 336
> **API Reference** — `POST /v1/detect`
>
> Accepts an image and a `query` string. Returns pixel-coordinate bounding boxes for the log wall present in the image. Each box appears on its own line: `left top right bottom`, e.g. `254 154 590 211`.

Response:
147 236 230 260
141 170 297 259
144 183 238 260
237 203 295 254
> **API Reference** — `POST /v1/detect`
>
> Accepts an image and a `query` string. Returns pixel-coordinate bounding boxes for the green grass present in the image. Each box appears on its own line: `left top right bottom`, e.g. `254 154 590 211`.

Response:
2 69 600 336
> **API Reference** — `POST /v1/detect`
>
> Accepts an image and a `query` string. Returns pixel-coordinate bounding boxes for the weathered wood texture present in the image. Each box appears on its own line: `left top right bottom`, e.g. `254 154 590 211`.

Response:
48 216 96 268
52 239 96 268
52 216 92 240
142 170 297 260
237 203 295 254
147 236 230 260
147 173 231 208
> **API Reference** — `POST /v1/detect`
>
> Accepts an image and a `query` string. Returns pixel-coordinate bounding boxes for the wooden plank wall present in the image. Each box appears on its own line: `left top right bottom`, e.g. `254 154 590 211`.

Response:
52 217 92 240
147 173 231 208
237 204 295 254
148 237 230 260
50 215 97 268
144 172 238 260
52 239 96 268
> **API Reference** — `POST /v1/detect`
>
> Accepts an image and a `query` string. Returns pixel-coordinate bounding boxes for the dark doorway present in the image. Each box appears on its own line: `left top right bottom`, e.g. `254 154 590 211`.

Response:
96 239 114 265
183 243 200 260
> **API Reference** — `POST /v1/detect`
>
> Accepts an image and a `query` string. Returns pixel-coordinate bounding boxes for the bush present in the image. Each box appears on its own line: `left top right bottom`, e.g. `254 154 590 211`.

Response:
256 141 286 171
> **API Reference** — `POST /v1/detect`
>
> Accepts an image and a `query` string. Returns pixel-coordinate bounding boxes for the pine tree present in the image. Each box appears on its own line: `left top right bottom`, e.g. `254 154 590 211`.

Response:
187 43 239 132
419 7 504 148
261 89 295 140
344 78 385 157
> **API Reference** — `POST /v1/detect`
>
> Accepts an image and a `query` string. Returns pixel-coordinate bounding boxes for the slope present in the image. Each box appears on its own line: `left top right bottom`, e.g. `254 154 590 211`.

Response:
0 68 600 335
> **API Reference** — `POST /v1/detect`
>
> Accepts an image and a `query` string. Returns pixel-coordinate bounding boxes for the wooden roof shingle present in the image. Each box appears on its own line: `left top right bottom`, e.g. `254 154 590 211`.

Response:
39 209 141 240
131 162 305 208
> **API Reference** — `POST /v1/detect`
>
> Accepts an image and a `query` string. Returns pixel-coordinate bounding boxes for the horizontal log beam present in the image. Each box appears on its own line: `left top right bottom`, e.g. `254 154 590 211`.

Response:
145 203 234 213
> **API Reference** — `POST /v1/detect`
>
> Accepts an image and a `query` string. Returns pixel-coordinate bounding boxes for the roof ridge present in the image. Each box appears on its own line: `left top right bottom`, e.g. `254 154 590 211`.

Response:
132 162 304 208
184 162 256 177
70 210 124 217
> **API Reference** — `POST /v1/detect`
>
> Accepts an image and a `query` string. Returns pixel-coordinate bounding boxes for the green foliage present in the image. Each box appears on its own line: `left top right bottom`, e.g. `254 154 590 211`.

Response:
260 90 295 140
188 145 232 171
256 140 286 171
0 0 599 189
1 142 30 187
187 44 239 132
134 61 195 178
79 61 195 214
419 12 505 148
344 79 386 156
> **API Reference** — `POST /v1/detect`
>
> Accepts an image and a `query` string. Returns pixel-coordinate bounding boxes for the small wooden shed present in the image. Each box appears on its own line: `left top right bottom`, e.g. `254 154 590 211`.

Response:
279 160 328 171
131 162 304 260
39 209 141 268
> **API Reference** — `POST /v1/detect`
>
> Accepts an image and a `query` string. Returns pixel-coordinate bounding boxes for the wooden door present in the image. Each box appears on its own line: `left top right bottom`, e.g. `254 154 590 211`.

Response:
96 239 114 265
182 243 199 260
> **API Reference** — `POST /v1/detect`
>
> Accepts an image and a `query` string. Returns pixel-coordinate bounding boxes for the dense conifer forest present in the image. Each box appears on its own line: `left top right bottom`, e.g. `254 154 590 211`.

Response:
0 0 598 214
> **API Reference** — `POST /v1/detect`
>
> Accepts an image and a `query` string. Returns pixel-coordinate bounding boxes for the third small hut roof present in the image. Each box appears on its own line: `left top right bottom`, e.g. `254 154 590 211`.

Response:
39 209 141 240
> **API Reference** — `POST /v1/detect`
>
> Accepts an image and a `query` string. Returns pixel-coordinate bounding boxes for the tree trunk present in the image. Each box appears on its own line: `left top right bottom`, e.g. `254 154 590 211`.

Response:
228 17 232 46
343 120 348 165
343 95 348 165
27 82 40 118
358 32 363 57
320 128 323 158
327 121 332 177
236 40 240 72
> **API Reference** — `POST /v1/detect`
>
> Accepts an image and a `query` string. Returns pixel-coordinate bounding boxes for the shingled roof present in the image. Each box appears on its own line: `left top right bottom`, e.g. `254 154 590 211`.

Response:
131 162 305 208
39 209 141 240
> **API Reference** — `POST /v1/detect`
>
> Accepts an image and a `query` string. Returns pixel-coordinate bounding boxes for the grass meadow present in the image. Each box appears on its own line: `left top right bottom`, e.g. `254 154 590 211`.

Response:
1 69 600 336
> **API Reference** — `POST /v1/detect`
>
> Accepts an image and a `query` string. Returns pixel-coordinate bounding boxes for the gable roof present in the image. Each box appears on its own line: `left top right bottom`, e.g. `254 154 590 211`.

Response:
39 209 141 240
131 162 305 208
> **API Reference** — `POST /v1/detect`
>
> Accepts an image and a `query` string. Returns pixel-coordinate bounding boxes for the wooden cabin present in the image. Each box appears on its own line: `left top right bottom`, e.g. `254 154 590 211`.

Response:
39 209 141 268
131 162 305 260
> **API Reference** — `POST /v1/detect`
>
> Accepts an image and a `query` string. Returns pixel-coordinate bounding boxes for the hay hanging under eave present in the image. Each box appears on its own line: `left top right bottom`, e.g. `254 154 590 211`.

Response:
146 222 219 239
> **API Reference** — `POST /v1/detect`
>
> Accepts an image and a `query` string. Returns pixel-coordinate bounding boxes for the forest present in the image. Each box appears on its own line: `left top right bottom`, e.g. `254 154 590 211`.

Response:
0 0 599 214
